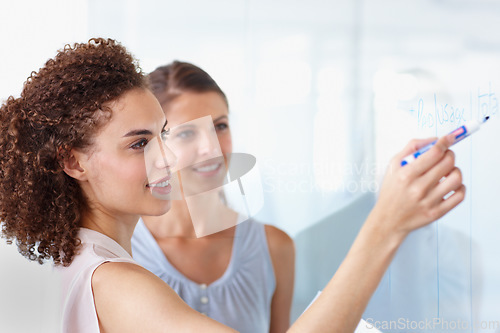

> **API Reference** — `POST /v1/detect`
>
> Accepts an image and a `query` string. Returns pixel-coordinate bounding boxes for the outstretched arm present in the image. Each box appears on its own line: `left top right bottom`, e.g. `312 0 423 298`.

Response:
289 134 465 332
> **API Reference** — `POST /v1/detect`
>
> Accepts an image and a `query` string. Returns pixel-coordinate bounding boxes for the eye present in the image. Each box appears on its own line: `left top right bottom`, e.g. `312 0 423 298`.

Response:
131 138 148 150
176 129 195 139
215 123 229 132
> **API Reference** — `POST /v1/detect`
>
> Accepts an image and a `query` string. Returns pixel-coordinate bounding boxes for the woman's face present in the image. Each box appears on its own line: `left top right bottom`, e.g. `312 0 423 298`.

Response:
163 91 232 196
77 88 175 218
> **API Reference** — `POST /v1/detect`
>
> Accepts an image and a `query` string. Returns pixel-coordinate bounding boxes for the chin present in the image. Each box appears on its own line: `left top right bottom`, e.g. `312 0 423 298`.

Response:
145 200 172 217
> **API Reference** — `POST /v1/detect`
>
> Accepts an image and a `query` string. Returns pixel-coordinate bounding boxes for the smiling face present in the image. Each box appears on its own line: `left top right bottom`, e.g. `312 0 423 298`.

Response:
162 91 232 196
74 88 175 219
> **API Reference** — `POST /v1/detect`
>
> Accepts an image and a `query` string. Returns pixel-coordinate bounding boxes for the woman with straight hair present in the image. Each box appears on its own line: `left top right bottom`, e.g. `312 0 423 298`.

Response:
132 61 294 333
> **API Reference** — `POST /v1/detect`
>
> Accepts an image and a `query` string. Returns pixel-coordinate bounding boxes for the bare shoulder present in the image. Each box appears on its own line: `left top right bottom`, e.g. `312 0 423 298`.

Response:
92 261 169 295
92 261 183 319
264 224 295 258
92 261 235 332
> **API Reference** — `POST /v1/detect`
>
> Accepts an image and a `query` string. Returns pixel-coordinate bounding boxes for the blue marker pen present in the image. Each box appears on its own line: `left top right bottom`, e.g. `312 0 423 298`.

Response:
401 116 489 166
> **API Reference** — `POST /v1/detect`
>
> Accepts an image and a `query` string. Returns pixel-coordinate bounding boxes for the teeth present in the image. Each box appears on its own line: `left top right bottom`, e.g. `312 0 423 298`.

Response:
194 163 220 172
150 179 170 188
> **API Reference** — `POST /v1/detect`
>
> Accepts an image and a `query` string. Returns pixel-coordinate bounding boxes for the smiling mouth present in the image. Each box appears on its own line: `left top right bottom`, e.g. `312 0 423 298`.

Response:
147 177 171 188
193 163 221 173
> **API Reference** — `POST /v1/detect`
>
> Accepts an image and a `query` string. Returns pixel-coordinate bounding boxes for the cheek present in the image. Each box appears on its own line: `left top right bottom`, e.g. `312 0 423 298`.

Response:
86 157 103 185
91 154 147 187
172 144 199 171
218 134 233 155
125 160 148 184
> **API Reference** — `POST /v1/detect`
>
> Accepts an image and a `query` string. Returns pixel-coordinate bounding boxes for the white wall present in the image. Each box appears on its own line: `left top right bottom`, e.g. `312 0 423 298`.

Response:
0 1 87 331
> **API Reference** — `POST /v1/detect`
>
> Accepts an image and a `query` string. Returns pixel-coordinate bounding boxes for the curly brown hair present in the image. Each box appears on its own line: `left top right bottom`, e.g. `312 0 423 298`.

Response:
0 38 147 266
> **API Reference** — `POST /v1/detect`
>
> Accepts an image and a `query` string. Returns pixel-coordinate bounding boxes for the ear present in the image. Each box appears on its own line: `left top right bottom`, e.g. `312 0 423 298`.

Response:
62 149 89 181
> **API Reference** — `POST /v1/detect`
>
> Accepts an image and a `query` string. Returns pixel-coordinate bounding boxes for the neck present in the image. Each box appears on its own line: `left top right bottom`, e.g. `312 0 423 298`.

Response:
143 192 240 239
143 199 196 238
81 209 139 256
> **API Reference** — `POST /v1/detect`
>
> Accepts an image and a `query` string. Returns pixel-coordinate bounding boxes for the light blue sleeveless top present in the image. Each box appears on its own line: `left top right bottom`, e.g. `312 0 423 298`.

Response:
131 218 276 333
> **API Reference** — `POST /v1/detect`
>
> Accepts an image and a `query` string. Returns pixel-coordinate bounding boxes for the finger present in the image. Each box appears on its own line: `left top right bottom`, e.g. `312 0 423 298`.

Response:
419 150 456 190
432 184 466 220
390 137 438 180
427 167 463 204
402 134 455 178
393 137 438 161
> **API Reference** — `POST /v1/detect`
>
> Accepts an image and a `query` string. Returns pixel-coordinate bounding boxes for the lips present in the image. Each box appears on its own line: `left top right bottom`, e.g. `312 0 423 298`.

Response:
147 175 172 198
147 178 170 188
190 160 224 178
193 162 221 173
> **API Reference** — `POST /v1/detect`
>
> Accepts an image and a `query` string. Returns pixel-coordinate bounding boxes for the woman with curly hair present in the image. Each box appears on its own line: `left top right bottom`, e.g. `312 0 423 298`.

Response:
0 38 465 332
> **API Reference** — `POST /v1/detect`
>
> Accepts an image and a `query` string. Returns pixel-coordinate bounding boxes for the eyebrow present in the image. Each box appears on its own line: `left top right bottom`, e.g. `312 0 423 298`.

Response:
173 123 196 130
123 129 153 137
123 119 169 137
213 115 228 122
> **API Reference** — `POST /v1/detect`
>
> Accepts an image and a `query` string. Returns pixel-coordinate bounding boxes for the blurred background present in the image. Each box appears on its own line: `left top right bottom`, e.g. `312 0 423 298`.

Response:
1 0 500 331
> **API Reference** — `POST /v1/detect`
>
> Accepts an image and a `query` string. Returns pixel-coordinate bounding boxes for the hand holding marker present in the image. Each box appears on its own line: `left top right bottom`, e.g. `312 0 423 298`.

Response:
401 116 490 166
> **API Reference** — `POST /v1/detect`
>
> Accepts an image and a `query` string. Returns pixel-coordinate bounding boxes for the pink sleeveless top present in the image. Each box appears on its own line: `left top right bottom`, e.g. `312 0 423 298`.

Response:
56 228 137 333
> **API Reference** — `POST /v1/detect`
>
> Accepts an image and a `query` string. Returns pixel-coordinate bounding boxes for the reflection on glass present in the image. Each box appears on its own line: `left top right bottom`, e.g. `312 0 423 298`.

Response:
143 115 263 237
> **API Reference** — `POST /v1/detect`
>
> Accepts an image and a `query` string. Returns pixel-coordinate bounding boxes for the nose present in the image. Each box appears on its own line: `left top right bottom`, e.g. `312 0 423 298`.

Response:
154 135 177 170
197 129 220 157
